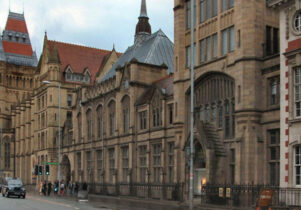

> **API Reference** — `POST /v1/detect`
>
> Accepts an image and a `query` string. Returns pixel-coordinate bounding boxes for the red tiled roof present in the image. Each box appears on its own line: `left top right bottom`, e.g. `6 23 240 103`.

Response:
2 41 33 56
5 18 28 33
48 40 114 84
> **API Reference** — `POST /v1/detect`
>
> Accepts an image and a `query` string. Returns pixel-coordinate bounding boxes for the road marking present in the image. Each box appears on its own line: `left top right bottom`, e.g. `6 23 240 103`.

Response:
27 195 74 208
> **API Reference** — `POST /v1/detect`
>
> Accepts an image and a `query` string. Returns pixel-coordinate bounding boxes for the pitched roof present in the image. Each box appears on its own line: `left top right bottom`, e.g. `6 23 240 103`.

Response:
47 40 119 84
100 29 174 83
136 74 174 105
2 41 33 56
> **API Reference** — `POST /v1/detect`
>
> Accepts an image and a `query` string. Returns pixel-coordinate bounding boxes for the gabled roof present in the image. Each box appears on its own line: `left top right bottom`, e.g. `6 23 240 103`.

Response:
99 29 174 83
136 74 174 106
47 40 120 84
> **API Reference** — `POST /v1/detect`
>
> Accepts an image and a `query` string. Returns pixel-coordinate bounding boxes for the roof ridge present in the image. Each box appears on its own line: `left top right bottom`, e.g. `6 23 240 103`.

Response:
48 39 120 54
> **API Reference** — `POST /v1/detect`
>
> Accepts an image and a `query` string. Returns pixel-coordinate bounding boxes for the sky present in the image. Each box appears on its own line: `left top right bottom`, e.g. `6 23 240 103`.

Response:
0 0 174 56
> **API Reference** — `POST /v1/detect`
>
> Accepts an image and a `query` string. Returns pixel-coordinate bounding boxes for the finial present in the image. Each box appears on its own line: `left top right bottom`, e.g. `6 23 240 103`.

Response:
22 1 24 14
9 0 11 12
140 0 148 18
113 43 115 51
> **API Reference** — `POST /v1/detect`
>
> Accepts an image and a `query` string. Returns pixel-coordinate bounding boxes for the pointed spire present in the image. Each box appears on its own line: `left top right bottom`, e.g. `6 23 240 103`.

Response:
140 0 148 18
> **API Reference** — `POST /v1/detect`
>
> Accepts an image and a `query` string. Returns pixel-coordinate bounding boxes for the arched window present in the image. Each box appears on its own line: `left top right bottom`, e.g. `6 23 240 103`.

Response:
122 96 130 134
86 109 93 141
96 105 103 139
108 100 116 136
194 73 235 139
152 96 162 128
77 113 82 142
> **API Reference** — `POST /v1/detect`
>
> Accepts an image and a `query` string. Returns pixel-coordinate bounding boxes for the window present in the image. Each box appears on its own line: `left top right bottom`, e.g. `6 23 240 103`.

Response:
123 107 130 133
168 142 174 183
122 146 129 183
186 44 196 68
153 144 161 183
200 34 218 63
97 106 103 139
96 150 103 181
86 151 92 171
4 142 10 169
222 26 235 55
230 149 235 184
186 0 196 29
266 26 279 56
139 111 147 130
211 104 216 122
225 101 230 138
77 152 81 179
86 109 93 141
108 101 116 136
205 105 210 123
222 0 234 12
269 77 280 106
295 145 301 185
139 146 147 183
294 11 301 32
109 148 115 183
152 106 161 128
200 0 217 22
269 129 280 186
218 102 223 128
295 68 301 117
168 104 173 125
77 113 82 142
67 95 72 107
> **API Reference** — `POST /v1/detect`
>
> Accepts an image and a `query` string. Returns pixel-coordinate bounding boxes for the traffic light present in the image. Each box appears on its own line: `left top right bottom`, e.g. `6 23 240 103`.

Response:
45 165 50 175
38 165 43 175
34 165 38 175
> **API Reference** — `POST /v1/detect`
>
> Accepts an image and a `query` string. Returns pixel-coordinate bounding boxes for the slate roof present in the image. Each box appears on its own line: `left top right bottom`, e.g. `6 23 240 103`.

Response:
99 29 174 83
47 40 121 84
136 74 174 106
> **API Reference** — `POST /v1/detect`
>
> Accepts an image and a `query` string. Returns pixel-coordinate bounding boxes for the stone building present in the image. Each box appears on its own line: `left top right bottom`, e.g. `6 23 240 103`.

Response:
173 0 280 196
268 0 301 191
0 11 37 178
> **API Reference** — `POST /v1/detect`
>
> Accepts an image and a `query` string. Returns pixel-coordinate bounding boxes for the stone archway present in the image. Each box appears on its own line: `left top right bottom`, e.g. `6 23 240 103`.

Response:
61 155 71 184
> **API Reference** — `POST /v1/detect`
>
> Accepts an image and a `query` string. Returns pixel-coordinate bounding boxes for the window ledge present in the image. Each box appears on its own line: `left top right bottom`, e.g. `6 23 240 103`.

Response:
288 118 301 124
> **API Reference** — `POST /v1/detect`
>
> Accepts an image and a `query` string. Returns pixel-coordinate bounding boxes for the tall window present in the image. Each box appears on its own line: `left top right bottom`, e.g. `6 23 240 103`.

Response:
201 34 218 63
295 68 301 117
295 145 301 185
269 77 280 106
86 109 93 141
168 104 173 125
122 96 130 134
139 145 147 183
67 94 72 107
266 26 279 56
139 111 147 130
225 101 230 138
77 113 82 142
200 0 217 22
122 146 129 183
168 142 174 183
186 0 196 29
108 101 116 136
230 149 235 184
152 97 162 128
153 144 161 183
186 44 196 68
109 148 115 183
77 152 81 179
218 102 223 128
222 26 235 55
222 0 234 12
97 106 103 139
4 142 10 169
96 150 103 181
86 151 92 171
269 129 280 186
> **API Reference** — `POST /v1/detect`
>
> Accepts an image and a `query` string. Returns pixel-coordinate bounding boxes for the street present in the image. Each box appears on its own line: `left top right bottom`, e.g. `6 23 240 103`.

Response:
0 194 110 210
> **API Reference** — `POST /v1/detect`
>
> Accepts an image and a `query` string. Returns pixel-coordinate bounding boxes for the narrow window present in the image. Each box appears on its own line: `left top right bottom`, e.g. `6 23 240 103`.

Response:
230 149 235 184
122 147 129 183
67 94 72 107
200 0 205 23
168 142 175 183
269 130 280 186
295 68 301 117
295 145 301 185
222 29 228 55
200 40 205 63
212 34 218 58
153 144 161 183
139 146 147 183
109 148 115 183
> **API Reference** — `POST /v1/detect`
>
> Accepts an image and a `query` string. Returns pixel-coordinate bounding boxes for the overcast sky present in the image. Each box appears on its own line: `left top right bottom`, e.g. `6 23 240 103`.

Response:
0 0 174 56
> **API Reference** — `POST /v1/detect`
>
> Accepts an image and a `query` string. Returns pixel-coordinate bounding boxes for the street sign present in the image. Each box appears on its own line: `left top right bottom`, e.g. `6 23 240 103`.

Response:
44 162 58 165
257 188 274 207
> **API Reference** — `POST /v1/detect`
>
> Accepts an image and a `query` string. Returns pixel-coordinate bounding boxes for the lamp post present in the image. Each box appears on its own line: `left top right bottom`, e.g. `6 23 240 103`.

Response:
189 0 195 209
43 80 61 186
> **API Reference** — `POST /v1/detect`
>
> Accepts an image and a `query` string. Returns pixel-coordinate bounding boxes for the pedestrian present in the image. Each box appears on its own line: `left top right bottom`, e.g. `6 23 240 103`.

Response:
68 182 73 195
54 181 58 195
47 182 52 196
82 182 88 191
60 181 65 196
42 181 47 196
74 182 79 195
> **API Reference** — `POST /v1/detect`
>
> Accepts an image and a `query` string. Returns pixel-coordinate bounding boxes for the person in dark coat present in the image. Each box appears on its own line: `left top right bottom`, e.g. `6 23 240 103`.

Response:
82 182 88 191
42 181 47 196
47 182 52 196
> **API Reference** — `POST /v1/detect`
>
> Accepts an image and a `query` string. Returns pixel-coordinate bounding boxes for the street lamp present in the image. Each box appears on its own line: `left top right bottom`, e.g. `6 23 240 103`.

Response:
42 80 61 186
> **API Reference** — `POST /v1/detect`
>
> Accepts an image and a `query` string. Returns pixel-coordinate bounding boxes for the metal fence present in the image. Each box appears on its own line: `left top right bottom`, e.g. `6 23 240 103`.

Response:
201 184 301 208
87 182 184 201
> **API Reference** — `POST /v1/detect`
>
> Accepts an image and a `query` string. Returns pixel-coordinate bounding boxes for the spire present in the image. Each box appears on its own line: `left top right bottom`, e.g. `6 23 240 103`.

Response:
135 0 151 44
140 0 148 18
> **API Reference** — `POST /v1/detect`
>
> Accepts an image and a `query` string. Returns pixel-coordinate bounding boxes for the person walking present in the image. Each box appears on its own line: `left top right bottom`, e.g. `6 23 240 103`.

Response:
60 181 65 196
47 182 52 196
42 181 47 196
